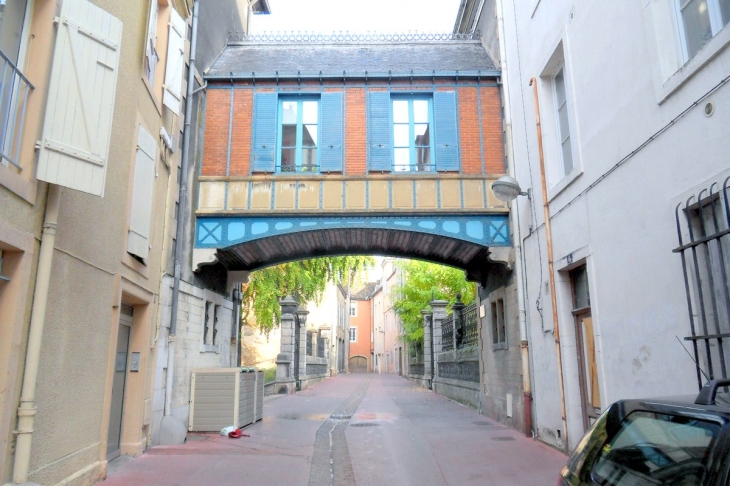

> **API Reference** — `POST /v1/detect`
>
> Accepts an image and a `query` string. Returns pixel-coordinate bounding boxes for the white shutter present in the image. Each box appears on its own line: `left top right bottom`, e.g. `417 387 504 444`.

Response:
162 8 185 115
127 126 157 261
145 0 159 84
36 0 121 197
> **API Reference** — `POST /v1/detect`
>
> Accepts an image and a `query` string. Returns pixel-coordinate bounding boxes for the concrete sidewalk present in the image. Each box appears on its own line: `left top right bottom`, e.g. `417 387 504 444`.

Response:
100 374 566 485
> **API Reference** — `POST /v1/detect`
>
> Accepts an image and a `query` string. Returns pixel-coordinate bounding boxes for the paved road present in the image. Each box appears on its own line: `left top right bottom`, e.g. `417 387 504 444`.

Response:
101 374 566 485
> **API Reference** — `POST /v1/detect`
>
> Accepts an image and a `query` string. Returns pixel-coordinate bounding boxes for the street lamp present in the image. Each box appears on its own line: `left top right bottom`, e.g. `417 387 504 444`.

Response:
491 176 529 203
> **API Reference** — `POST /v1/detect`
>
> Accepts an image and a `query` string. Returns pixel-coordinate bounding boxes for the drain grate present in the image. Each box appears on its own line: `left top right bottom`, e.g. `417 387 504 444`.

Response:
350 422 379 427
491 436 516 441
330 413 352 420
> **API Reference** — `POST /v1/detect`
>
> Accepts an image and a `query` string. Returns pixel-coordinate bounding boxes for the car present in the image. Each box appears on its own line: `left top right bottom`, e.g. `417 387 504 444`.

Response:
559 379 730 485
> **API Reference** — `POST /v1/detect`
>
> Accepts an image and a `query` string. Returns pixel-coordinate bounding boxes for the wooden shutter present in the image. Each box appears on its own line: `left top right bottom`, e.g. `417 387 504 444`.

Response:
128 126 157 260
251 93 277 173
162 8 185 115
319 92 343 172
434 91 460 172
36 0 122 197
367 91 391 172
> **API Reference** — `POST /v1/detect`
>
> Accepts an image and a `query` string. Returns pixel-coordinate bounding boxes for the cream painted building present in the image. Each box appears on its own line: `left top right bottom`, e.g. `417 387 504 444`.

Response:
0 0 236 483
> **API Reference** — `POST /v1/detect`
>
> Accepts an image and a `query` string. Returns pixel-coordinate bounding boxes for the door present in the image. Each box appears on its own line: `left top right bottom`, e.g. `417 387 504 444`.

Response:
107 305 132 460
349 356 367 373
570 266 601 431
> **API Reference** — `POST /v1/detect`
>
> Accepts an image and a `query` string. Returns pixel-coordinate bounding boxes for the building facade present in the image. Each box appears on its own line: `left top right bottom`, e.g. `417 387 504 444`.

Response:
464 0 730 451
348 282 378 373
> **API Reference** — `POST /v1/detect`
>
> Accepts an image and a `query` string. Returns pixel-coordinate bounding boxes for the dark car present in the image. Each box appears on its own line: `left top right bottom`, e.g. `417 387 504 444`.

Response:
559 379 730 485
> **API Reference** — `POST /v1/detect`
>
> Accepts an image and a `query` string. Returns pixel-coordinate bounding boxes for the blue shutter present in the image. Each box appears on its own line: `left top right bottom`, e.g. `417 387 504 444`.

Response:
368 92 392 172
434 91 459 172
252 93 277 172
320 92 343 172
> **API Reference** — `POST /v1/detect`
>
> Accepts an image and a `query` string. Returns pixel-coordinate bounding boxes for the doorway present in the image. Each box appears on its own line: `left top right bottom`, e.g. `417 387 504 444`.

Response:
107 304 133 460
570 265 600 431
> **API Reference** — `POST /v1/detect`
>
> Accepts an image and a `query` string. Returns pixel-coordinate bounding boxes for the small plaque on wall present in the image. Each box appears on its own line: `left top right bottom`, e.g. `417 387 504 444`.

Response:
130 352 141 372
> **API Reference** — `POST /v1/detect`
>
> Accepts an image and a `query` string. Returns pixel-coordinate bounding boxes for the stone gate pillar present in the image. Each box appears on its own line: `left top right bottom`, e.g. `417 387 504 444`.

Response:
276 296 297 394
296 305 309 389
422 309 433 388
430 300 448 381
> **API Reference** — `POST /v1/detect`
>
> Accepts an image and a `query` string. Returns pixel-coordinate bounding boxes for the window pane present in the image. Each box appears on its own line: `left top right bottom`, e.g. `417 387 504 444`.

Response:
393 100 409 123
302 101 318 124
302 148 317 168
394 124 410 146
416 147 431 170
681 0 713 58
414 124 430 146
281 124 297 147
303 125 318 147
561 140 574 175
280 148 296 171
554 69 566 106
394 148 410 171
558 105 570 143
0 0 29 64
720 0 730 25
281 102 297 124
413 100 429 123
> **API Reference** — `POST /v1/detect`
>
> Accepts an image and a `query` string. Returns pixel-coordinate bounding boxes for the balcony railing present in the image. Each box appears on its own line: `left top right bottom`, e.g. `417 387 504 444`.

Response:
0 50 34 172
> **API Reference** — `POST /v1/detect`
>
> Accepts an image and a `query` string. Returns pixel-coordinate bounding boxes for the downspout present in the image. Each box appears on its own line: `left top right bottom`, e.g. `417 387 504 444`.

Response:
13 184 62 483
529 77 569 453
495 0 532 439
165 0 199 416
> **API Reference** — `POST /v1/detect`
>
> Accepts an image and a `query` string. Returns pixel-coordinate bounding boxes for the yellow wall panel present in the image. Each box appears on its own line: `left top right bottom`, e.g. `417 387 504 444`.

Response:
368 180 389 209
298 180 320 210
346 181 367 210
415 180 438 209
392 180 414 209
227 182 249 209
486 179 509 209
323 180 343 210
199 182 226 210
274 181 296 210
440 180 462 209
463 179 485 209
250 181 272 210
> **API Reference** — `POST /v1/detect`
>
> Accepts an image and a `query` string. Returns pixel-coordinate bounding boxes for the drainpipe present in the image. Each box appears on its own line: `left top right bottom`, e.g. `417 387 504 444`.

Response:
495 0 532 439
165 0 199 416
13 184 61 483
529 77 569 453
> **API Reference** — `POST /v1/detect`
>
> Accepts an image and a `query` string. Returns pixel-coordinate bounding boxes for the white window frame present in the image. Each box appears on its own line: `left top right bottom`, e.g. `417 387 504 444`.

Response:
350 302 357 317
551 65 573 181
674 0 729 62
145 0 160 86
349 327 357 342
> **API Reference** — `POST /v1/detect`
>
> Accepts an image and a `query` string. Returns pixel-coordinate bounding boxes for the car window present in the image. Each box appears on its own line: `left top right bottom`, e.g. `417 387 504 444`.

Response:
591 411 720 485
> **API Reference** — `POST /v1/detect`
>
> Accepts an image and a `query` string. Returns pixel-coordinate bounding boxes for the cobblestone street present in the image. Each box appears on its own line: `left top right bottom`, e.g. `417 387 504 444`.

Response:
101 374 566 485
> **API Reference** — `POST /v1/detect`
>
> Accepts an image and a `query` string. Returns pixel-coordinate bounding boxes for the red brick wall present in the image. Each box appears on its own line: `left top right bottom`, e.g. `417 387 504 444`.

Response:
230 90 253 175
481 86 505 174
201 88 230 176
199 82 505 177
345 88 366 175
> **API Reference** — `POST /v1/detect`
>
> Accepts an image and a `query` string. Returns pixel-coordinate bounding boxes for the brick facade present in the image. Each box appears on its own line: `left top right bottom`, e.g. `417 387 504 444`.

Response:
200 82 504 177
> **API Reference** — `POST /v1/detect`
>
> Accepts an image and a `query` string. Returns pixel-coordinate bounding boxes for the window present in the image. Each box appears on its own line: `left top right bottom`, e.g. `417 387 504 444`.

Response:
491 298 506 346
278 98 319 173
350 302 357 316
552 67 573 178
349 327 357 342
392 97 433 172
202 301 219 350
675 0 730 60
144 0 159 86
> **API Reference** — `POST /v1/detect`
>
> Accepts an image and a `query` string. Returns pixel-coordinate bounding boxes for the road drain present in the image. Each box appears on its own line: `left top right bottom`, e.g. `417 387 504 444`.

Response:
330 413 352 420
491 436 516 441
350 423 379 427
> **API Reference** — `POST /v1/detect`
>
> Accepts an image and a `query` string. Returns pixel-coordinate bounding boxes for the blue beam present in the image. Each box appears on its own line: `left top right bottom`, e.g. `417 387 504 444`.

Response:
195 215 510 249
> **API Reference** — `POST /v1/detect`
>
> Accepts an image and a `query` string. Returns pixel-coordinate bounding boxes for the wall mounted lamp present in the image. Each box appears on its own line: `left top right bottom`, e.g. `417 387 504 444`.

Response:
491 176 530 203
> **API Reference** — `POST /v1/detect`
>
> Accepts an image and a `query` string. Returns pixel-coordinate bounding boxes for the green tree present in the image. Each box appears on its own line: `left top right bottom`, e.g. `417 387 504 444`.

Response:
242 256 374 333
392 260 475 342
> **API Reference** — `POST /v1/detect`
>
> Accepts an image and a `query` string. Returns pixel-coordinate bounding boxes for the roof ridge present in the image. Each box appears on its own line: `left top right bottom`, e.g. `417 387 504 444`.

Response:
228 31 480 45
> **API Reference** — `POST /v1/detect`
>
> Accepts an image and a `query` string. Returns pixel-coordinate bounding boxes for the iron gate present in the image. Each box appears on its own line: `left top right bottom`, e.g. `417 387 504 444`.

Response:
674 177 730 388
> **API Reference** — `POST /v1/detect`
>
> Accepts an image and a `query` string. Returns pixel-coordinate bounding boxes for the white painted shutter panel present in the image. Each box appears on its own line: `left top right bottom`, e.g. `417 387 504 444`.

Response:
162 9 185 115
36 0 122 197
128 126 157 260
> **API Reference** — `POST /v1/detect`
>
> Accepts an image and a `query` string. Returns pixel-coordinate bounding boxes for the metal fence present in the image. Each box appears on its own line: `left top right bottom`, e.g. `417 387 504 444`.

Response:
461 302 479 347
317 336 325 358
0 50 34 172
441 300 479 351
306 331 314 357
442 314 454 351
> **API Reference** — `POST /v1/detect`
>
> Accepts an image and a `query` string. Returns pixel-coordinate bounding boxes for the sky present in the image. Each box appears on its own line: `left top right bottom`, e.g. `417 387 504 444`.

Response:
250 0 463 35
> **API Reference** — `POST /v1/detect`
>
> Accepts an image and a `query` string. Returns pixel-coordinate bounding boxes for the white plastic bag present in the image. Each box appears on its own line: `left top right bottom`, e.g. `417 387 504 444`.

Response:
220 425 237 436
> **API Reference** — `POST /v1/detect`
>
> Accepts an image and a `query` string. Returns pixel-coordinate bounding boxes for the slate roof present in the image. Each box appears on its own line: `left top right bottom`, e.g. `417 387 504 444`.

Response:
352 282 379 300
206 41 498 79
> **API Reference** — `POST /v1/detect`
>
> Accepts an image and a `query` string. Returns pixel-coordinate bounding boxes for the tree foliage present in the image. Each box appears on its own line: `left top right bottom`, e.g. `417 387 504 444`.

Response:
242 256 374 333
392 260 476 343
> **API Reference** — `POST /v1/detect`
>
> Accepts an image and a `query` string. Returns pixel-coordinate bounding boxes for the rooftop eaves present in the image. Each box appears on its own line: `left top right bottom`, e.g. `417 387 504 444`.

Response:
205 32 499 80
